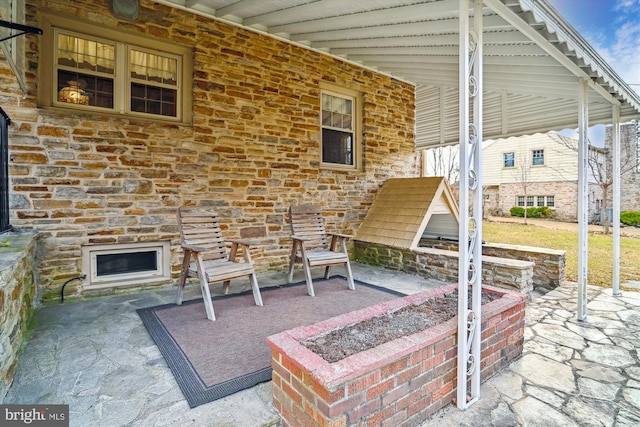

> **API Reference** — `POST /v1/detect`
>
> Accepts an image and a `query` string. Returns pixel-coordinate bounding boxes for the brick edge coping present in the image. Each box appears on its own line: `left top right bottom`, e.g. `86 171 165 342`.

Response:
266 283 525 390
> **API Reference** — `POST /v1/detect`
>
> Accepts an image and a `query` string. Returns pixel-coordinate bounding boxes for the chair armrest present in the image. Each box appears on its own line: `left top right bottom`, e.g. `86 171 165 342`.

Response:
182 244 209 252
329 232 353 239
290 234 312 241
229 239 260 246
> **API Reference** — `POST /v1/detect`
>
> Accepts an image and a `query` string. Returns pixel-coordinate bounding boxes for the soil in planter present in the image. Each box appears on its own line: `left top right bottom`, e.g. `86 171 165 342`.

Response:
302 290 500 363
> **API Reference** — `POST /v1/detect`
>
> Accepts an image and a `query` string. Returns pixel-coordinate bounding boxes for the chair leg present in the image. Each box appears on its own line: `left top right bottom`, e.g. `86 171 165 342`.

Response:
222 280 231 294
303 259 315 297
287 242 298 283
323 266 331 279
249 273 263 306
344 261 356 291
176 250 191 305
194 255 216 321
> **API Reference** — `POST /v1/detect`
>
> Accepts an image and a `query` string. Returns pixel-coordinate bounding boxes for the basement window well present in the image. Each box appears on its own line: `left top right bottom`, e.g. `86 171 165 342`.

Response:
82 241 171 289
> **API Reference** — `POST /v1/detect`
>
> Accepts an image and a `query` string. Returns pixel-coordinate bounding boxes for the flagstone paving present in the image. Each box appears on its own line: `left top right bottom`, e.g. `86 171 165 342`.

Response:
3 263 640 427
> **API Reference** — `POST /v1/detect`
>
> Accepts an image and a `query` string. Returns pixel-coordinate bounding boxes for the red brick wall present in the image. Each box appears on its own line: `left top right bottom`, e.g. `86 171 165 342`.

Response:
0 0 419 300
268 285 526 426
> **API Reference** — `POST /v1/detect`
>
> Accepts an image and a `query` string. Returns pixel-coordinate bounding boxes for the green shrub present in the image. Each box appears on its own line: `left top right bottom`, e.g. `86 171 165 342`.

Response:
621 211 640 226
510 207 525 217
510 206 556 219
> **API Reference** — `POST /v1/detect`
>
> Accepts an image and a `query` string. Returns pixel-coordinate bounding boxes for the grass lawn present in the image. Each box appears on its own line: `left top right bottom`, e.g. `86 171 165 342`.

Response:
483 221 640 288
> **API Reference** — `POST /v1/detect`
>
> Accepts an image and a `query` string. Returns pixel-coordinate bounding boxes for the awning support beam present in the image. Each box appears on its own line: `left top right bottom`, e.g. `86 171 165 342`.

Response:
612 105 621 296
457 0 483 409
577 77 589 320
0 20 42 43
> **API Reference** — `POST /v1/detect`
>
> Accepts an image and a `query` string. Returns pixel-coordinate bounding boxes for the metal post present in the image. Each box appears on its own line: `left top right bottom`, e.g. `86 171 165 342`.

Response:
457 0 482 409
612 105 621 296
577 78 589 320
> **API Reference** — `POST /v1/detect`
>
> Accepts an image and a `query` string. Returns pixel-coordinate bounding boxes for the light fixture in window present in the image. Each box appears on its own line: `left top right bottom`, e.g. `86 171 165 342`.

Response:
58 80 89 105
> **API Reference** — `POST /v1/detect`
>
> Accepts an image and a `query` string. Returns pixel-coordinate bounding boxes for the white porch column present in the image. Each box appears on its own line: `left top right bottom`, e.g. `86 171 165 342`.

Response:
577 78 589 320
612 105 621 296
457 0 482 409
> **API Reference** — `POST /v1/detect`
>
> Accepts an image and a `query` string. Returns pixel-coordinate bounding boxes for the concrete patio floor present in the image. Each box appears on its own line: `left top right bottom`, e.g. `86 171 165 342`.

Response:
4 262 640 427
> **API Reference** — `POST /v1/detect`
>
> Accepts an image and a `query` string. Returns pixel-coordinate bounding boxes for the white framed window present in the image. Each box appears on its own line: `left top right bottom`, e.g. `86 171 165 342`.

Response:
546 196 555 207
320 84 361 170
82 241 171 289
503 152 515 168
537 196 545 206
516 196 525 207
532 149 545 166
526 196 534 206
39 13 192 123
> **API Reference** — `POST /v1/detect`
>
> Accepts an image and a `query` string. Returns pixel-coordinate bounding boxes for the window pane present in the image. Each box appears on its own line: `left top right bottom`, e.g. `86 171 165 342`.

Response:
322 129 353 165
57 33 115 74
130 49 178 86
537 196 545 206
322 93 353 130
532 149 544 166
57 70 114 108
517 196 525 207
131 83 177 117
503 152 514 168
527 196 534 206
547 196 555 207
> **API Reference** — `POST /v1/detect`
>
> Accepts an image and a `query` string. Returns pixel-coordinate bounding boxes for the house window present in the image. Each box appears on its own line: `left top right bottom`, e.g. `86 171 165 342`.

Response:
526 196 534 207
503 152 515 168
537 196 545 207
39 13 192 123
517 196 525 207
546 196 555 207
320 85 361 169
532 149 545 166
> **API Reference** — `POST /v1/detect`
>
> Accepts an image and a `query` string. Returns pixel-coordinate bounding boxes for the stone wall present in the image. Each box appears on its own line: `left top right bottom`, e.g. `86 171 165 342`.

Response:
497 181 575 221
608 123 640 213
354 241 534 294
482 243 565 292
1 0 419 301
0 232 38 402
418 239 566 293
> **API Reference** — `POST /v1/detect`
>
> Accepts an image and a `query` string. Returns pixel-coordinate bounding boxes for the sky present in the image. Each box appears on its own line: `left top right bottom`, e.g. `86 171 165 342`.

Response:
548 0 640 144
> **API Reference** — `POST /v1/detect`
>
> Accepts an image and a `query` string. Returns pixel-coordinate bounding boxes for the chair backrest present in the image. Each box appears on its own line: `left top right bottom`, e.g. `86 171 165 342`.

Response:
177 206 228 261
289 204 329 250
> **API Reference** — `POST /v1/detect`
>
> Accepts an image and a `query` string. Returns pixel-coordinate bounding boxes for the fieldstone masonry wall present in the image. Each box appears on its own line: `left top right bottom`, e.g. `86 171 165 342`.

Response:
418 239 566 292
1 0 419 301
354 242 535 295
0 232 37 402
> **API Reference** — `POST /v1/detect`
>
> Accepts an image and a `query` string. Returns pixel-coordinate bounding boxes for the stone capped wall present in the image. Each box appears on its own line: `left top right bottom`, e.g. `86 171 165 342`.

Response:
0 233 37 402
354 242 535 295
1 0 419 301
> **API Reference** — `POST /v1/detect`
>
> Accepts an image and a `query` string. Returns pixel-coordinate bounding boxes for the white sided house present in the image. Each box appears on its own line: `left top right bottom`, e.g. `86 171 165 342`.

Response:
482 133 604 221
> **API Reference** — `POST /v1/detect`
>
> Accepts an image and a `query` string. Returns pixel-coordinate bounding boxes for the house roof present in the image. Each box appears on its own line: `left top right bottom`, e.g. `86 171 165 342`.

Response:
355 177 459 250
156 0 640 148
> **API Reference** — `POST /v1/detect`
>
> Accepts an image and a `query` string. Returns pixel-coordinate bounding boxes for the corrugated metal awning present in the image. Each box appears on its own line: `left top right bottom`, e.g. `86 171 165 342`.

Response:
156 0 640 148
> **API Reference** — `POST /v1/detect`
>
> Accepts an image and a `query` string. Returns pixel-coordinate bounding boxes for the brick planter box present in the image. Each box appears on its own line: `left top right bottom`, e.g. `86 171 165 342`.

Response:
266 284 526 427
